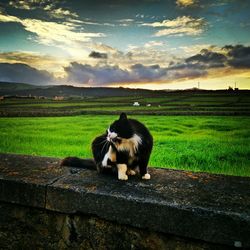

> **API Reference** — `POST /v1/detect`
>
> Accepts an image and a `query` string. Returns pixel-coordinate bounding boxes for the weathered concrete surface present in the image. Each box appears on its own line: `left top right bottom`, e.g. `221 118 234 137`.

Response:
0 153 250 249
0 153 69 207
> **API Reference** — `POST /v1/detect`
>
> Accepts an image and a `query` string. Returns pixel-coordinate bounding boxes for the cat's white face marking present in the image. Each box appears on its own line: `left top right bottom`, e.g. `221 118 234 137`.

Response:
107 128 118 142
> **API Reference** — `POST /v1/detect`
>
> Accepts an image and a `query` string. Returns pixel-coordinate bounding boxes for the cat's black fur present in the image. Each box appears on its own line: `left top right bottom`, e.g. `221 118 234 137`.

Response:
91 134 117 174
61 113 153 179
108 112 153 177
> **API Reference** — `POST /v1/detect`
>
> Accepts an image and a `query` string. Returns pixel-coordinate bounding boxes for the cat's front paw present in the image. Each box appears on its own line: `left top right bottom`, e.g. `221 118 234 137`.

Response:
118 173 128 181
127 169 136 176
117 164 128 181
142 173 151 180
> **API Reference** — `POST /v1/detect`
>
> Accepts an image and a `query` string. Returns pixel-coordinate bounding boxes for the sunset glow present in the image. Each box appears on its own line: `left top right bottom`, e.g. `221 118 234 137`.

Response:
0 0 249 89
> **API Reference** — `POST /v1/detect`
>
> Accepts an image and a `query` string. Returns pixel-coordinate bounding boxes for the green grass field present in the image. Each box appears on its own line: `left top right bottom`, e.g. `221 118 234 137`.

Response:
0 115 249 177
1 91 250 116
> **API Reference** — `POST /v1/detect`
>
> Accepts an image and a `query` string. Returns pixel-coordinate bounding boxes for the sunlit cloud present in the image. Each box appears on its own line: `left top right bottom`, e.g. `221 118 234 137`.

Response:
9 0 79 19
144 41 164 48
155 27 202 37
0 12 105 58
0 12 20 22
62 44 250 87
90 43 119 54
141 16 200 28
22 19 104 44
1 1 250 90
141 16 206 37
0 51 68 76
116 18 135 27
179 44 216 56
176 0 198 8
46 7 78 19
9 0 35 10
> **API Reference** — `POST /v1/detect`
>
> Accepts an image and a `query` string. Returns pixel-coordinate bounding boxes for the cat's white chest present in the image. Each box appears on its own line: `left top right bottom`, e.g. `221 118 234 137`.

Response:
116 134 142 157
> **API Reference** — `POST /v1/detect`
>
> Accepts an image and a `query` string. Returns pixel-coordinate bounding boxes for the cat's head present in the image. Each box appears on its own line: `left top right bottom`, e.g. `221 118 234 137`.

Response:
107 113 133 143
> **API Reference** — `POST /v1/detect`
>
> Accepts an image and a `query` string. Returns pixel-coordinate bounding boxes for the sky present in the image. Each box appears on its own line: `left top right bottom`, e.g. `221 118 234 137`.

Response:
0 0 250 90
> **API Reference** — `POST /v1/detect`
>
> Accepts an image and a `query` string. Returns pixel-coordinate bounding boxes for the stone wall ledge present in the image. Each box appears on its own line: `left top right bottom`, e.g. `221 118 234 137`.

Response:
0 153 250 248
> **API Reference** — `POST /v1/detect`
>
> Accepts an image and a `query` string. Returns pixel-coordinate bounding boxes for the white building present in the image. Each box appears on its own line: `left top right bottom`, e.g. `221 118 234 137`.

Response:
133 102 140 106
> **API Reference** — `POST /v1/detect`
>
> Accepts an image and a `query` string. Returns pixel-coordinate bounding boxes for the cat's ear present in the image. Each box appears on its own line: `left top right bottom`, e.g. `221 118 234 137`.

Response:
119 112 127 120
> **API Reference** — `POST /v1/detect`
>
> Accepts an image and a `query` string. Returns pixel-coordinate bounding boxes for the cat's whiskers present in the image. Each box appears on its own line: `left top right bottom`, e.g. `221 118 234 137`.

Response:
101 139 109 155
94 137 108 145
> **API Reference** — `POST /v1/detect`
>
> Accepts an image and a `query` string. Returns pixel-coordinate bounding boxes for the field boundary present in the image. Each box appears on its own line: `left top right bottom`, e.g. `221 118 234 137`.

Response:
1 110 250 117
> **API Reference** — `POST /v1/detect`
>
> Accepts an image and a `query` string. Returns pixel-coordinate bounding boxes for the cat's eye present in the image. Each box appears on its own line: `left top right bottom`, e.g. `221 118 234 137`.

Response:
109 127 115 132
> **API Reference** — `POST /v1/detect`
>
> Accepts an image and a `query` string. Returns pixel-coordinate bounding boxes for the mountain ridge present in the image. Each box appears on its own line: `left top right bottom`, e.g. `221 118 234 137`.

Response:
0 81 164 97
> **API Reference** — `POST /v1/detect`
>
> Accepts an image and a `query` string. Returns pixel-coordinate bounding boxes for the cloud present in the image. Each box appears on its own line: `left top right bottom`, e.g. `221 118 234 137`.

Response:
224 45 250 68
116 18 135 27
47 7 78 19
22 19 104 45
64 62 132 85
0 63 56 85
185 49 227 68
179 44 214 56
166 61 207 80
90 43 119 54
0 51 68 75
176 0 197 8
0 12 20 22
64 62 169 85
9 0 36 10
141 16 206 37
131 64 167 81
183 45 250 70
9 0 79 19
144 41 164 48
155 27 202 37
89 51 108 59
63 61 204 86
124 43 175 67
1 42 249 87
0 12 105 58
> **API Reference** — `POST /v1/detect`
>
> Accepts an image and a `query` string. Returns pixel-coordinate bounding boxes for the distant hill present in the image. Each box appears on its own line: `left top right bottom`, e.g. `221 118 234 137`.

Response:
0 81 249 98
0 82 38 90
0 82 163 98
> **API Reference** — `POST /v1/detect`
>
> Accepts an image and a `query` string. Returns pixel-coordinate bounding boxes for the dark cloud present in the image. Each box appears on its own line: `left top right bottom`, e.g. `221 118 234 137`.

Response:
167 62 207 79
89 51 108 59
185 49 227 68
224 45 250 68
185 45 250 70
131 64 166 80
64 62 132 85
168 62 205 70
2 44 249 87
64 62 168 85
63 61 207 85
0 63 55 85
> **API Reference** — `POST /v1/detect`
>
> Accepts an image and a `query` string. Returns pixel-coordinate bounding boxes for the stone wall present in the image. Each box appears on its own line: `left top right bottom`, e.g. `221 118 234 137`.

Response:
0 153 249 249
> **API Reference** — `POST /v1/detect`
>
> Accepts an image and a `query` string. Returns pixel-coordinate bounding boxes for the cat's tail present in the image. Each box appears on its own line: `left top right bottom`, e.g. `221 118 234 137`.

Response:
60 157 96 170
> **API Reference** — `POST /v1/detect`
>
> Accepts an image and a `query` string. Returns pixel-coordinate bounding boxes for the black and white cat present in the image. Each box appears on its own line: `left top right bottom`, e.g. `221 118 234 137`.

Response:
61 113 153 180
